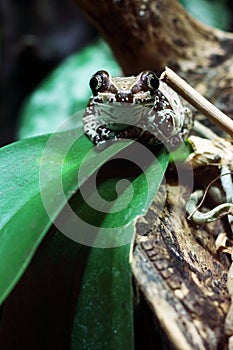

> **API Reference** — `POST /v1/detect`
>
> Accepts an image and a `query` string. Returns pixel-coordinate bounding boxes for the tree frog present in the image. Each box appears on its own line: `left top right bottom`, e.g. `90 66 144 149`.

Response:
83 70 193 150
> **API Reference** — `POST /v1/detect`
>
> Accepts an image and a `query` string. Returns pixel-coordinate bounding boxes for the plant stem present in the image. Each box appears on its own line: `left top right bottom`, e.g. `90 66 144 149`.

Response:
161 67 233 138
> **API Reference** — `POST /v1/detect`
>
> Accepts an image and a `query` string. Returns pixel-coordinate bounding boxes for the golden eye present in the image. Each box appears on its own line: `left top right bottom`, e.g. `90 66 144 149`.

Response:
146 72 159 94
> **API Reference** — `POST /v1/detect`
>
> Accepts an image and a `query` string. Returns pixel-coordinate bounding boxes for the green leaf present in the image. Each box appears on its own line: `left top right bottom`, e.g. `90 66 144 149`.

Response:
71 146 169 350
0 123 169 349
0 128 136 304
71 244 134 350
169 139 193 164
18 39 120 139
0 131 81 304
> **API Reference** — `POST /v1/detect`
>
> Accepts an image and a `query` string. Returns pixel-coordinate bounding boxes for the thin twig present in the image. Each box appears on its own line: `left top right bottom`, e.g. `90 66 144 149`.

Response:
193 120 219 140
160 67 233 138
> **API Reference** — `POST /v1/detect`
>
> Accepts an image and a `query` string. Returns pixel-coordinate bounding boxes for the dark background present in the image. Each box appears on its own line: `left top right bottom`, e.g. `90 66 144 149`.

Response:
0 0 97 147
0 0 232 147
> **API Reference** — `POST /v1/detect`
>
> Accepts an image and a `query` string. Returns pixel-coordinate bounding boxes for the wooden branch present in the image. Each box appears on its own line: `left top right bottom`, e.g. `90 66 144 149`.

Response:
73 0 233 76
161 67 233 137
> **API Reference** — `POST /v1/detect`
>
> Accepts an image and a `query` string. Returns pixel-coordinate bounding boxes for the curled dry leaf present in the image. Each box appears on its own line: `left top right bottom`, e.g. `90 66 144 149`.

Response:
186 135 233 169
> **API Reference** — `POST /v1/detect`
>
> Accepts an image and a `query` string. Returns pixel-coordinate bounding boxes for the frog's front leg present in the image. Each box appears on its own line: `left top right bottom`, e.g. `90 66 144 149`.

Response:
165 107 193 149
144 107 178 145
145 104 193 150
83 98 114 145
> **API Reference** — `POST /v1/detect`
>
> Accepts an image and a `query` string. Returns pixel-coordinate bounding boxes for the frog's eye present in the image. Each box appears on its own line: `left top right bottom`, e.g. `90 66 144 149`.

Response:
89 74 102 94
89 70 109 95
145 72 159 94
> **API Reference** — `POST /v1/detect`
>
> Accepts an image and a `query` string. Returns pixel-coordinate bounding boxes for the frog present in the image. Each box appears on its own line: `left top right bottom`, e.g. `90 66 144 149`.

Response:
83 70 193 150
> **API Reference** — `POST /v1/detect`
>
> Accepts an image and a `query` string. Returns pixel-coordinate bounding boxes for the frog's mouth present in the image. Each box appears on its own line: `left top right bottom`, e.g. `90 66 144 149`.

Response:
96 102 149 130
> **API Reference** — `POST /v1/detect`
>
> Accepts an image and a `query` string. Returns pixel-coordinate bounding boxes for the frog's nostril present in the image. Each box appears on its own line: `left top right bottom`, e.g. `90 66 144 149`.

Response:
116 91 133 103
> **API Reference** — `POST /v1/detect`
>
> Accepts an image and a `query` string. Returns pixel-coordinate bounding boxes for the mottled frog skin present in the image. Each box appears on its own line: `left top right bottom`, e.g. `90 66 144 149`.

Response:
83 70 193 150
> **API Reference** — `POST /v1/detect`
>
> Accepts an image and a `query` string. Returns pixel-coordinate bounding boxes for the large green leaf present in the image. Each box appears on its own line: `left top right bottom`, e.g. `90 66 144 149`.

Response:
18 39 120 139
0 123 169 349
8 36 170 348
71 146 169 350
0 131 83 304
0 128 137 304
71 244 134 350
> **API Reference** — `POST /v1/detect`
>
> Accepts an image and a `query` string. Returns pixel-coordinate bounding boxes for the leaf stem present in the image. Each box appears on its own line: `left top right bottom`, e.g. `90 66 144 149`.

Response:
160 67 233 138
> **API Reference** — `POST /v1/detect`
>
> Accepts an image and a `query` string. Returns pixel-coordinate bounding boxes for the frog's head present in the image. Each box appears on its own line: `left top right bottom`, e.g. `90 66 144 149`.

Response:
90 70 159 104
89 70 159 129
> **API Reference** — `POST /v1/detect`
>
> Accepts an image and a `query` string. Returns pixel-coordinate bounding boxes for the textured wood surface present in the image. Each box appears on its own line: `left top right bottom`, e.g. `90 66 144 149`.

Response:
73 0 232 74
133 179 230 349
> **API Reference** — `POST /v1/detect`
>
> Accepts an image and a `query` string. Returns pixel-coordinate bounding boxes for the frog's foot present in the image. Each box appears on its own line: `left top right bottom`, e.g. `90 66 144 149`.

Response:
117 126 163 147
92 125 115 144
164 134 184 151
96 125 113 140
117 126 144 140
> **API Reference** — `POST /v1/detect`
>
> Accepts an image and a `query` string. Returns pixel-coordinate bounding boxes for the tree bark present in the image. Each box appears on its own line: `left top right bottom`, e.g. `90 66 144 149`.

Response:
133 178 231 350
73 0 231 74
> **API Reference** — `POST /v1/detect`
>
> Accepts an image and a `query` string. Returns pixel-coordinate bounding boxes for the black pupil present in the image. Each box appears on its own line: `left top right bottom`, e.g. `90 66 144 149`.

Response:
148 75 159 91
90 76 100 91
